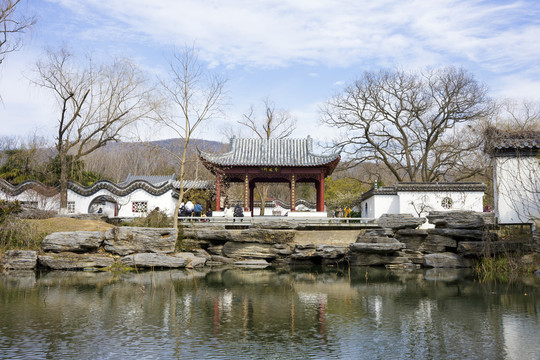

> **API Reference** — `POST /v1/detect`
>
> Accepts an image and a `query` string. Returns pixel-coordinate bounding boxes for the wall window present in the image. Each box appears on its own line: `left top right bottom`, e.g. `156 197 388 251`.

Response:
67 201 76 214
132 201 148 213
441 197 453 209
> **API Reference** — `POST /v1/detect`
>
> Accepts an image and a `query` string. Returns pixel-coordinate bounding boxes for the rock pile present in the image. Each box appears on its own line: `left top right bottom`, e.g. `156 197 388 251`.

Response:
1 227 208 271
2 211 526 271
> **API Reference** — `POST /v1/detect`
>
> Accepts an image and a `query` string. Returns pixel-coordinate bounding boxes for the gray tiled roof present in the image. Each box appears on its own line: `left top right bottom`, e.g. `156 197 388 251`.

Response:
199 136 340 167
492 136 540 150
486 128 540 155
172 180 214 190
119 174 176 186
360 182 487 201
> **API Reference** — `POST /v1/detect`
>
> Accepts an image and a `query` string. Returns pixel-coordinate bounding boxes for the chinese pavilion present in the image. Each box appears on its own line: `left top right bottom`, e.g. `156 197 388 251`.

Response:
199 136 340 215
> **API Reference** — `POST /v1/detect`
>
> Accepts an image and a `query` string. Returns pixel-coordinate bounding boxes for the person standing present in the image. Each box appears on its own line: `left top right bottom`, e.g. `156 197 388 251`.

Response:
185 200 194 217
194 202 203 217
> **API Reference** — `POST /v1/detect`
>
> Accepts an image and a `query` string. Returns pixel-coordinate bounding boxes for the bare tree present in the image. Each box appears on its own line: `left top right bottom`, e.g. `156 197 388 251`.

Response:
155 46 226 228
33 48 156 211
322 67 493 183
238 97 296 215
0 0 34 65
491 98 540 131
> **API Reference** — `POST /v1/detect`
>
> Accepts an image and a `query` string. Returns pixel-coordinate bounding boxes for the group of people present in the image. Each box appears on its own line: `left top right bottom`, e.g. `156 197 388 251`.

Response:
334 206 352 218
179 200 212 218
224 203 244 218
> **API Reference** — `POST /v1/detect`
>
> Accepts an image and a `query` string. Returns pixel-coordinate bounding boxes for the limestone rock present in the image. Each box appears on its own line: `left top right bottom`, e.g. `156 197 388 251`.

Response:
414 234 458 253
457 241 522 257
253 220 299 229
175 252 207 268
210 255 236 264
349 242 405 254
234 259 270 268
119 253 188 268
183 225 296 244
347 253 409 266
377 214 426 230
399 249 424 264
182 226 232 241
427 211 495 229
291 245 318 260
232 228 296 244
427 228 496 241
103 227 177 256
42 231 103 253
423 253 472 268
221 242 276 259
356 235 400 244
365 228 395 237
207 245 224 255
316 245 348 259
38 252 114 270
1 250 37 270
295 244 316 250
395 229 429 237
193 249 212 260
272 244 294 256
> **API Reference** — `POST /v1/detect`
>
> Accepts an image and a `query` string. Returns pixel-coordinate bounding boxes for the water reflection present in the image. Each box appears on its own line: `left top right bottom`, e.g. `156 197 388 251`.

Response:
0 267 539 359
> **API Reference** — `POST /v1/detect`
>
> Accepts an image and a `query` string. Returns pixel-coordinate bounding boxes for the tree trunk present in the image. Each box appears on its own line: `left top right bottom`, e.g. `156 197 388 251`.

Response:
257 185 269 216
59 151 69 211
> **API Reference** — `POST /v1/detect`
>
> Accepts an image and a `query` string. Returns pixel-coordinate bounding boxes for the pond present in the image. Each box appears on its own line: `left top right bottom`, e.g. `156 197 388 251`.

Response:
1 267 539 360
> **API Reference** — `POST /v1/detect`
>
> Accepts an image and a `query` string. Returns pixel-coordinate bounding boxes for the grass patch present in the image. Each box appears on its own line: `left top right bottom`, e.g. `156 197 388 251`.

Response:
474 254 540 283
28 217 115 235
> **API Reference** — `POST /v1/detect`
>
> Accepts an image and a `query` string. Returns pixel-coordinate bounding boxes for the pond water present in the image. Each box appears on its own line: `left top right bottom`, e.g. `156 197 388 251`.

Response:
1 267 539 360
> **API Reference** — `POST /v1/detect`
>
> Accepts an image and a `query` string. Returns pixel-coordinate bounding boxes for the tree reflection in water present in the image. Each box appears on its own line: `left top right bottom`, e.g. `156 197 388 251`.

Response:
0 267 539 359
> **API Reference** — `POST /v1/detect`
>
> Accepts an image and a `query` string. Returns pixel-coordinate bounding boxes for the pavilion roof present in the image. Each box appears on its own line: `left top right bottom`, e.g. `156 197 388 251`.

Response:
199 136 340 168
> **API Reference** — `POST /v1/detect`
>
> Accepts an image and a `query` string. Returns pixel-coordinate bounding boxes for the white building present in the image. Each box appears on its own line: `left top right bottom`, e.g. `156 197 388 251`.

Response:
359 182 487 219
0 175 214 218
487 129 540 225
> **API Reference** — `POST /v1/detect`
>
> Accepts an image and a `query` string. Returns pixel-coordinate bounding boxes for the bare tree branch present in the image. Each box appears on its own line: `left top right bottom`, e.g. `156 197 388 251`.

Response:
32 48 157 210
0 0 35 65
322 67 493 182
156 46 227 228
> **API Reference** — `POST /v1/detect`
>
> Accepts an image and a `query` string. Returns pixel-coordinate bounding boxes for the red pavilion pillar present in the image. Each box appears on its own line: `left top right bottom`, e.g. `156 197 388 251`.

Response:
317 172 325 212
215 173 221 211
290 174 296 212
243 173 249 211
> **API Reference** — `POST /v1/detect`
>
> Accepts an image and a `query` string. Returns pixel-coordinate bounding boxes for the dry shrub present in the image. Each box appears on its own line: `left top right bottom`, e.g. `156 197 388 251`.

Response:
131 208 172 228
0 215 45 252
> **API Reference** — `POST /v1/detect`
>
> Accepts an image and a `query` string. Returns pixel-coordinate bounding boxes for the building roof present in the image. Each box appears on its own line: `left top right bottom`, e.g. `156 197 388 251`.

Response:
70 177 214 197
119 174 176 187
199 136 341 168
360 182 487 202
485 128 540 156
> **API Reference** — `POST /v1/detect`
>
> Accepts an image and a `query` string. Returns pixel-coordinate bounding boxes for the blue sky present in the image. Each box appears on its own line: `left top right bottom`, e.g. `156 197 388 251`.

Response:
1 0 540 143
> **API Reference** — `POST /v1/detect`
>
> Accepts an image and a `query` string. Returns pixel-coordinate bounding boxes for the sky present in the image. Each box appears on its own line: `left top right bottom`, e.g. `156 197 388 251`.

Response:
1 0 540 145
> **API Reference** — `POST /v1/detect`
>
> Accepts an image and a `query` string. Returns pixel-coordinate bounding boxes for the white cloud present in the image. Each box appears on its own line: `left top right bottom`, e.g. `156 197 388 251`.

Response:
43 0 540 74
